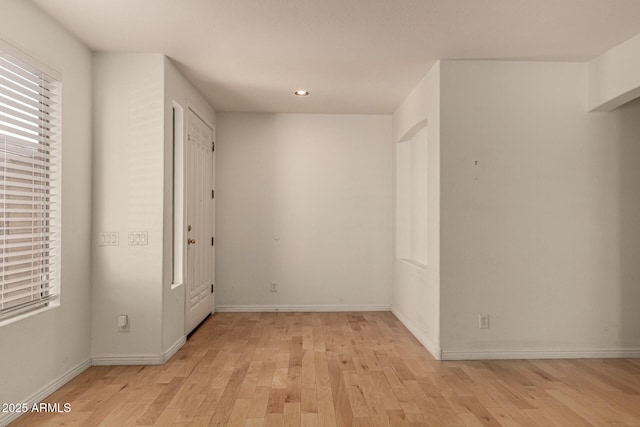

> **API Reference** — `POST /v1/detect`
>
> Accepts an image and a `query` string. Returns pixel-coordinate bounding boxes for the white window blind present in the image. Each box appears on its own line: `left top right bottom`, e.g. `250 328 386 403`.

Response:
0 42 60 319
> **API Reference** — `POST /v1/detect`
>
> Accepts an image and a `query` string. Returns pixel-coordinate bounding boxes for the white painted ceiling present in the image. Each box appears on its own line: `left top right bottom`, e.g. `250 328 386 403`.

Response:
32 0 640 114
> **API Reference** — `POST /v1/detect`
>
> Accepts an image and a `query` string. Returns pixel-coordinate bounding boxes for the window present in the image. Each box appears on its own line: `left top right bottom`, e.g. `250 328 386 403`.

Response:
0 40 61 320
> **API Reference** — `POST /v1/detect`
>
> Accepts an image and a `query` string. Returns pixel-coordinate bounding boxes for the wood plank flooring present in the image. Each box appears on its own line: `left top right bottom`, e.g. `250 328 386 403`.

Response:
9 311 640 426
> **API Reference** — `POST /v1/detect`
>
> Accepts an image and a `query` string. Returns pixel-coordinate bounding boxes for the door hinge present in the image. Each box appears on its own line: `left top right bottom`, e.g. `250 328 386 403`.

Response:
212 141 215 152
212 189 215 199
211 284 214 293
188 133 191 141
211 237 215 246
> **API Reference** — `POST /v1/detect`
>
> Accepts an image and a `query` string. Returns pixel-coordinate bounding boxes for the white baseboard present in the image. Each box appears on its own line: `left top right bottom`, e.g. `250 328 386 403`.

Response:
0 357 91 427
91 354 164 366
162 335 186 363
441 348 640 361
391 307 441 360
92 335 186 366
1 338 187 425
215 304 391 312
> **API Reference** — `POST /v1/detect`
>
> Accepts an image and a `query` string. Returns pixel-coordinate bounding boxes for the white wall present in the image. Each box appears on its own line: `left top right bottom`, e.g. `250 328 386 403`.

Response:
162 57 215 350
588 34 640 112
216 113 392 310
93 54 216 361
92 54 165 359
391 63 441 357
440 60 640 358
0 0 92 419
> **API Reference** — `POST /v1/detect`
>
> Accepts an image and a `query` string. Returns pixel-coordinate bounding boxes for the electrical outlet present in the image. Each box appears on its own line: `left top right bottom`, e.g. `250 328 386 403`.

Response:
271 282 277 292
479 314 490 329
118 314 129 332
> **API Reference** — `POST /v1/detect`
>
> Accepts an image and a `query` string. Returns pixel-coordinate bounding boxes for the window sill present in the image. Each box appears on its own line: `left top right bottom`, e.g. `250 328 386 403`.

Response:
0 300 60 328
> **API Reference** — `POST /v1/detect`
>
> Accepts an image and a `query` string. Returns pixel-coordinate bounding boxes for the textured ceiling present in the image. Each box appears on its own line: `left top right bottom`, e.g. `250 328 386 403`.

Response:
32 0 640 114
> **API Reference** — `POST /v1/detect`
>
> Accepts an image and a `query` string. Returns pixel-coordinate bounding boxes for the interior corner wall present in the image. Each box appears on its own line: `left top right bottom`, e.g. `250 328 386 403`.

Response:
440 60 640 359
92 53 165 360
215 113 392 311
0 0 92 415
391 62 441 358
162 57 216 351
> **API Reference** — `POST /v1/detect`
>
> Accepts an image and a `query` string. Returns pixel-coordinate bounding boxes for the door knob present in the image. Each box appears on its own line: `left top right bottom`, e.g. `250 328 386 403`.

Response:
188 238 196 245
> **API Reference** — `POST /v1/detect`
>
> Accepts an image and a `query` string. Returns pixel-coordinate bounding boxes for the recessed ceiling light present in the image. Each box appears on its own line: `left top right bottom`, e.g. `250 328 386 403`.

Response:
294 90 310 96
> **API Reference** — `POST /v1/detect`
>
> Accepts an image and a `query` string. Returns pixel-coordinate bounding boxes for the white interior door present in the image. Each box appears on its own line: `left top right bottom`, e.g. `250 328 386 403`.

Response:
185 109 214 334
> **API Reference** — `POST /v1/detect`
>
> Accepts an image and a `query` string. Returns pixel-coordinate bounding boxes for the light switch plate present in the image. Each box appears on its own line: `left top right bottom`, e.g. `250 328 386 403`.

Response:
128 231 149 246
99 232 119 246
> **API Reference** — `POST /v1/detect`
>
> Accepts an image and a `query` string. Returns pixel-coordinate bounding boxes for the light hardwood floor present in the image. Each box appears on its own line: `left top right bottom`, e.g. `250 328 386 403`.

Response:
9 312 640 426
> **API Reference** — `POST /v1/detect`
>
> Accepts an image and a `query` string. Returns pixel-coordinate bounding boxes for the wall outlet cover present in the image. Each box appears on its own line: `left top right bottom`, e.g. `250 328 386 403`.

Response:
479 314 490 329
